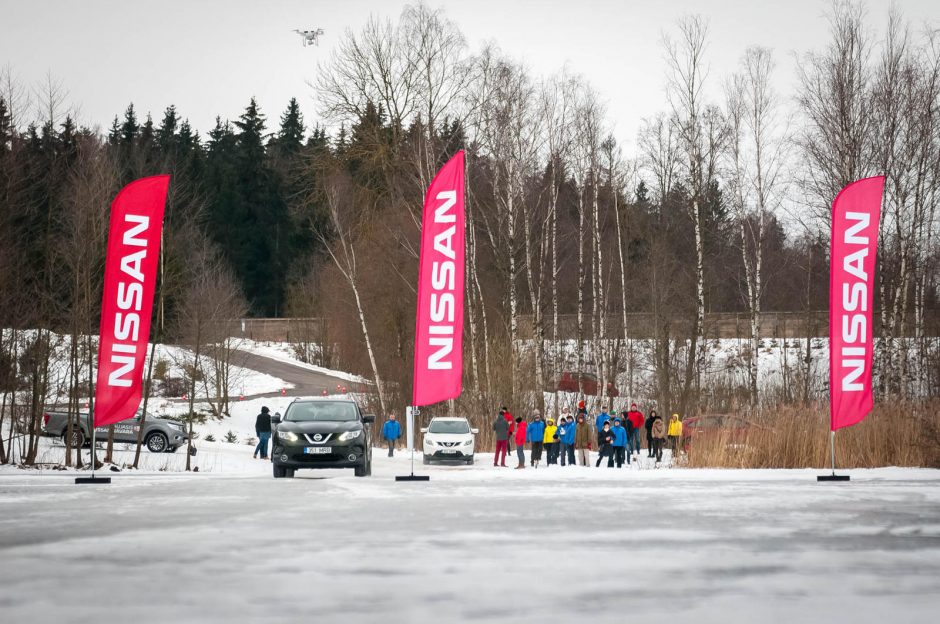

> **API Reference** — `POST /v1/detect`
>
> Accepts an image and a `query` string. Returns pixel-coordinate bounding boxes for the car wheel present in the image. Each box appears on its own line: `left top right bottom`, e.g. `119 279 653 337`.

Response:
354 461 367 477
284 468 295 478
63 430 85 449
465 455 474 465
273 463 287 478
145 432 168 453
423 455 430 465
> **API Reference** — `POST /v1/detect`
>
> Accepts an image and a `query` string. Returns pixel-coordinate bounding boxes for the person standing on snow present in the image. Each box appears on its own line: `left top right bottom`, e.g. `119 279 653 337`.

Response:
503 407 515 454
527 411 546 467
611 418 628 467
513 417 527 469
667 413 683 455
254 406 272 459
493 411 510 467
594 406 611 436
558 414 576 466
381 413 402 457
651 412 666 463
574 412 592 466
595 421 615 467
645 410 657 458
626 403 645 458
543 417 559 465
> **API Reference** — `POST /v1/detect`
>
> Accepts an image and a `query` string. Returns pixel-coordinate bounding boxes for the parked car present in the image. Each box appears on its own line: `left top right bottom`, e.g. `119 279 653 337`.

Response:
422 417 478 465
41 410 189 453
553 371 619 397
270 397 375 478
682 414 765 451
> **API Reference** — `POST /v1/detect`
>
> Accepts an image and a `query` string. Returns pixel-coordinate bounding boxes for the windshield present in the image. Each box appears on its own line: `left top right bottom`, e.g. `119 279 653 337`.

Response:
286 401 359 422
428 420 470 434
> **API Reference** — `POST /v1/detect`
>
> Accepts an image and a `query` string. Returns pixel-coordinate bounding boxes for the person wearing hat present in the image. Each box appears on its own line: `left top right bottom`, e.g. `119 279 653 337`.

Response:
502 407 515 454
626 403 645 457
543 417 559 465
254 406 272 459
574 412 593 466
668 413 683 455
651 412 667 463
558 413 577 466
594 406 611 436
595 421 615 467
526 410 546 467
645 410 658 458
382 413 402 457
611 418 628 467
513 416 527 469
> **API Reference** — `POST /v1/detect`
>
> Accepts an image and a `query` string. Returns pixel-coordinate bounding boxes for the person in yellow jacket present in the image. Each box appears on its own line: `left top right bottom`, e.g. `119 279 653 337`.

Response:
543 418 559 465
667 413 683 455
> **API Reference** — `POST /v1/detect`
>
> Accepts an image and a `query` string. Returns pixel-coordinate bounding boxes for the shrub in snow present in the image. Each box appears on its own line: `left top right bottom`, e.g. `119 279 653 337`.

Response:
244 436 256 446
204 434 216 442
223 430 238 444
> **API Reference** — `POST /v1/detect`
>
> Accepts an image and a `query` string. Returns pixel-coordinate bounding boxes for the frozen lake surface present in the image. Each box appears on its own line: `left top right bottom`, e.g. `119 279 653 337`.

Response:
2 457 939 623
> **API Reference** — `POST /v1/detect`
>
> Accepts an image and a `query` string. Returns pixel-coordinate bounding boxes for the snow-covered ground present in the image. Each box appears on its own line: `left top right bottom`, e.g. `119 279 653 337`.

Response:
238 338 371 384
1 460 938 623
2 330 290 403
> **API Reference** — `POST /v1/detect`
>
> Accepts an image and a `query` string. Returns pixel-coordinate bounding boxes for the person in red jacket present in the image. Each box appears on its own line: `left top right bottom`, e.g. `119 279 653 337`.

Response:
503 408 515 453
627 403 645 457
513 417 527 469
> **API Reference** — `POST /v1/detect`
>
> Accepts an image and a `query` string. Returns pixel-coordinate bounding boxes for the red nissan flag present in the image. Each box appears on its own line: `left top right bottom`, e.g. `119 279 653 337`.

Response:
94 175 169 427
413 151 465 406
829 176 884 431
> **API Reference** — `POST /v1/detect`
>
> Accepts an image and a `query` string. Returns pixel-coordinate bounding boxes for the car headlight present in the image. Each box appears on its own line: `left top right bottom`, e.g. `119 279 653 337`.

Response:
463 439 472 446
338 430 361 441
279 431 300 443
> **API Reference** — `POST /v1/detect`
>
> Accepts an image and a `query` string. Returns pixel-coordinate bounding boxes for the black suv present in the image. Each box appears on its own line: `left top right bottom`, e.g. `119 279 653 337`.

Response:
270 398 375 478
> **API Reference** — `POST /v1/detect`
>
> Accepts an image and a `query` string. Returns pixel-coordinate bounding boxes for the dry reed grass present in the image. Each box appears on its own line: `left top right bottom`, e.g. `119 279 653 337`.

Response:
683 400 940 469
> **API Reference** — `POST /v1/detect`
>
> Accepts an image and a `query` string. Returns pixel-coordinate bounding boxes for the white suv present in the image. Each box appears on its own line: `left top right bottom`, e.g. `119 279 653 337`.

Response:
422 417 478 465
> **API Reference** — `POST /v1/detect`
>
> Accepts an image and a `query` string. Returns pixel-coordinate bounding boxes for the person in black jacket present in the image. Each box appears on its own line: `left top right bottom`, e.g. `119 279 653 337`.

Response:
645 410 657 458
595 422 615 467
254 406 272 459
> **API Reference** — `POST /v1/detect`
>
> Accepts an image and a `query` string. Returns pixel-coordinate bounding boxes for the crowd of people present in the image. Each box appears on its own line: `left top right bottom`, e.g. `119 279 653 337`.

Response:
491 402 684 469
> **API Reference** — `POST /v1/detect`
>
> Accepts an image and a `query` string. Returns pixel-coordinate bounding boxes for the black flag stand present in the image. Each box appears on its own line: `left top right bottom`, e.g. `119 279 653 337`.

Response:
396 406 430 482
817 430 850 482
75 409 111 484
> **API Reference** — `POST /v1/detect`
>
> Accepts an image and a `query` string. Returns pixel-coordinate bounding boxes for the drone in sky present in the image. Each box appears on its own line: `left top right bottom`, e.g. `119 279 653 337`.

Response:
294 28 325 47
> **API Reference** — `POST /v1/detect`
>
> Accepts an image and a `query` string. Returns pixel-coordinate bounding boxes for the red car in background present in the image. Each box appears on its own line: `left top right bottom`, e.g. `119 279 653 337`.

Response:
681 414 765 450
554 372 619 397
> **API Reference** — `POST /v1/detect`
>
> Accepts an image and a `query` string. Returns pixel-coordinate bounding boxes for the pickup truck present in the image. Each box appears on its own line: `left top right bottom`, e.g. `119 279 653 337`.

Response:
41 410 189 453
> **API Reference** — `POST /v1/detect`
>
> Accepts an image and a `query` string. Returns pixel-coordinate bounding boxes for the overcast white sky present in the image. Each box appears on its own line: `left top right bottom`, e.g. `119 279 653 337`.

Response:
2 0 939 150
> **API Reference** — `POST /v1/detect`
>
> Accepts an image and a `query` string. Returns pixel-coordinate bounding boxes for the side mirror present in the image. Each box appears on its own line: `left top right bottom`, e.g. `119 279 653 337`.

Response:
471 428 479 435
362 414 376 424
420 427 428 434
270 413 281 424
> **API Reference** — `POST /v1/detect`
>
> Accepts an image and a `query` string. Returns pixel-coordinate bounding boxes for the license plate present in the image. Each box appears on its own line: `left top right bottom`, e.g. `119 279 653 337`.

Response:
304 447 331 454
441 449 457 454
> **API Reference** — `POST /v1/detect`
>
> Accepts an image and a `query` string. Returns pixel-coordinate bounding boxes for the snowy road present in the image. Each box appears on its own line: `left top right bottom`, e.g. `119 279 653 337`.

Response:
2 460 940 623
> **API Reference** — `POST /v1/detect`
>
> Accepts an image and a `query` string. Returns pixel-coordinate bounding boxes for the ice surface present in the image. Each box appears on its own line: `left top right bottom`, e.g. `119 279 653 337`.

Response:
1 457 939 623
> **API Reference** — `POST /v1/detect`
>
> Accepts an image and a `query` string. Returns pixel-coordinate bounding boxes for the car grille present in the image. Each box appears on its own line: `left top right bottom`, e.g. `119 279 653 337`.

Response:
303 433 333 444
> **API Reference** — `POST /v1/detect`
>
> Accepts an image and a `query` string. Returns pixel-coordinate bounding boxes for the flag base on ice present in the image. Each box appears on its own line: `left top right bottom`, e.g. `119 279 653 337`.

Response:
817 474 850 482
395 407 431 483
75 477 112 484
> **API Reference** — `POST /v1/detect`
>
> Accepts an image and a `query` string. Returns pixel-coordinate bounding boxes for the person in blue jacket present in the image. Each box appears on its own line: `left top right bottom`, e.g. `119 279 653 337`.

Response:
594 408 610 436
382 413 402 457
610 418 628 468
526 410 546 467
557 413 577 466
